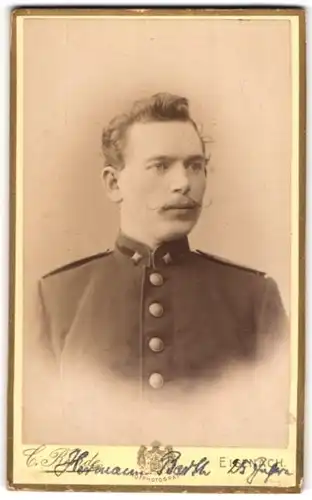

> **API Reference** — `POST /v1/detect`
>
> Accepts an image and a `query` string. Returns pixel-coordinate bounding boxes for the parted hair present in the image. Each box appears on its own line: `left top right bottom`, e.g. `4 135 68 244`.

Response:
101 92 204 169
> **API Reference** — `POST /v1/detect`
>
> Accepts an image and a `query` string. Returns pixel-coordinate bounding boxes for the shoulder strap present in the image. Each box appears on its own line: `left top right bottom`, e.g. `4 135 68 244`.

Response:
195 250 266 276
42 249 113 278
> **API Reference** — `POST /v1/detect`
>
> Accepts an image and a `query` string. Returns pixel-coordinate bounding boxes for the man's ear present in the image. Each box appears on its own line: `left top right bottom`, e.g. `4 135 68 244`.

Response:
101 165 123 203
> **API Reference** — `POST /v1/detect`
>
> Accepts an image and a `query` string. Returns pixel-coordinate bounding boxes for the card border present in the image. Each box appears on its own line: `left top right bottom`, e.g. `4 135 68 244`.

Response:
6 7 306 493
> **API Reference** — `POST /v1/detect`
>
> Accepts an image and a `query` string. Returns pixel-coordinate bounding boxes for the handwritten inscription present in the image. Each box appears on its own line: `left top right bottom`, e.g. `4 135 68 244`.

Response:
158 450 210 476
23 446 142 478
227 457 293 484
22 446 292 484
23 446 210 478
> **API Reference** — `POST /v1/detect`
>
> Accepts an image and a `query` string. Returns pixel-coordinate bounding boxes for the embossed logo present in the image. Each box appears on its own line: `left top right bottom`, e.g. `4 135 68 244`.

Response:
137 441 177 482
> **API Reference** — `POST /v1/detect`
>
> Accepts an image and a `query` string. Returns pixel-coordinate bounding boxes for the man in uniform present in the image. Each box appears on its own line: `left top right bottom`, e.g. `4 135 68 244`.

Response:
31 93 289 446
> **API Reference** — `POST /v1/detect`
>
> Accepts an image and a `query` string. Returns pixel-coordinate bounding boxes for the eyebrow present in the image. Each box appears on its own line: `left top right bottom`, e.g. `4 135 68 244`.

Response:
146 154 206 163
184 154 207 162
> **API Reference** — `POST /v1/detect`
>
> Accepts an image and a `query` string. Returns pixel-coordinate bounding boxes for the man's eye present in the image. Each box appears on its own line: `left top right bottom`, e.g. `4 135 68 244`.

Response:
188 161 205 171
154 162 170 171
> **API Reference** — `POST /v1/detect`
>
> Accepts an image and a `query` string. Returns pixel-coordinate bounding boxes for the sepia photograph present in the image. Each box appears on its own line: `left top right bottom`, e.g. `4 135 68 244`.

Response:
8 8 305 492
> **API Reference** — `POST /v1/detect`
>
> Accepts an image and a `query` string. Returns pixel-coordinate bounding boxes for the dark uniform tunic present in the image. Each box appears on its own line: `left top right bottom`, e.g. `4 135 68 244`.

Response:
28 233 289 446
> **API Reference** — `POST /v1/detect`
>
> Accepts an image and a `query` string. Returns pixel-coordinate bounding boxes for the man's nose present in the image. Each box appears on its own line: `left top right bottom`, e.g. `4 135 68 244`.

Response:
169 164 191 194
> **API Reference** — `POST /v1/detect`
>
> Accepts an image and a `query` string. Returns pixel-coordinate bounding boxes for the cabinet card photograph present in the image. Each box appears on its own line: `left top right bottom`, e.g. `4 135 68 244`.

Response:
8 7 305 493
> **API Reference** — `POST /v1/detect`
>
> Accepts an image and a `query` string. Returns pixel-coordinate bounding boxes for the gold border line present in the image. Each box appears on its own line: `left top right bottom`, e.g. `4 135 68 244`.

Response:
295 8 306 490
7 8 17 489
11 7 305 18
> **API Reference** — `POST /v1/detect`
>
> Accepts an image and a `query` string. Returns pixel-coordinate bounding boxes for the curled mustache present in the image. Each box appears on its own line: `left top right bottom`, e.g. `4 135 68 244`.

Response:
146 196 212 211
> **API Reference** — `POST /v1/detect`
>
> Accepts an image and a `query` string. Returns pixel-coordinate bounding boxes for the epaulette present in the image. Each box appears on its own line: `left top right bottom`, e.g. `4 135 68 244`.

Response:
42 249 113 279
195 250 266 276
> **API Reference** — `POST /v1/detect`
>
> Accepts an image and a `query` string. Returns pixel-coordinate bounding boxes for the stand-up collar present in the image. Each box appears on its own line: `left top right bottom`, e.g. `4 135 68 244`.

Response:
115 232 190 267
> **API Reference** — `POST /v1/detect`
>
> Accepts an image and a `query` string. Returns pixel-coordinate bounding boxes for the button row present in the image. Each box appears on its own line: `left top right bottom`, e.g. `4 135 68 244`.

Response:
147 273 165 389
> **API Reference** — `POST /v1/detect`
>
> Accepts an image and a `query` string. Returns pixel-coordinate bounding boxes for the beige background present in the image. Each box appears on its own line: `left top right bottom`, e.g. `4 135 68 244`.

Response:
23 18 292 324
22 17 293 446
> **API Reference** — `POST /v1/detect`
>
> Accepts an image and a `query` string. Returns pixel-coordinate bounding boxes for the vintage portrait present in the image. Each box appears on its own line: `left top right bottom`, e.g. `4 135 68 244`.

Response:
8 8 305 492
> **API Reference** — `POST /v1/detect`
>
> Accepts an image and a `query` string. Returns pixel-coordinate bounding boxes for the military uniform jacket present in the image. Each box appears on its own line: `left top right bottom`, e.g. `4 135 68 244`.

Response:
27 233 290 445
39 233 287 385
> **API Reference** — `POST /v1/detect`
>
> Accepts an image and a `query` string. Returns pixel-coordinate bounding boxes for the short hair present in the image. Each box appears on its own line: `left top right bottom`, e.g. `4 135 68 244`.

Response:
101 92 205 169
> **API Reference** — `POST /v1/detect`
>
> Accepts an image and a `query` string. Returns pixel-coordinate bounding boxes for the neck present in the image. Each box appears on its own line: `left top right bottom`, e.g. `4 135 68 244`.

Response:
119 226 164 250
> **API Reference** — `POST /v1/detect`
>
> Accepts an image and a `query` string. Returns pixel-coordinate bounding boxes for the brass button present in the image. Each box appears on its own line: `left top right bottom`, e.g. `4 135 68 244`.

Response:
149 273 164 286
149 373 164 389
149 303 164 318
149 337 164 353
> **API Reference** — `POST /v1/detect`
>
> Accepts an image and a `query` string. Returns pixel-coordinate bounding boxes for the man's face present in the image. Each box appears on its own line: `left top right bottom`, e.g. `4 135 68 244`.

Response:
117 121 207 245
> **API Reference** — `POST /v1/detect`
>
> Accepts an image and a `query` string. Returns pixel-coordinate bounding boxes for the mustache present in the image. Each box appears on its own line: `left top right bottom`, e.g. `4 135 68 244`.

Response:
162 198 201 210
147 196 202 211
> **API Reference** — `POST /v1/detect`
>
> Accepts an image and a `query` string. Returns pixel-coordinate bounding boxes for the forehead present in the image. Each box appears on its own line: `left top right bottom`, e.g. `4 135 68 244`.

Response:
124 121 203 162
